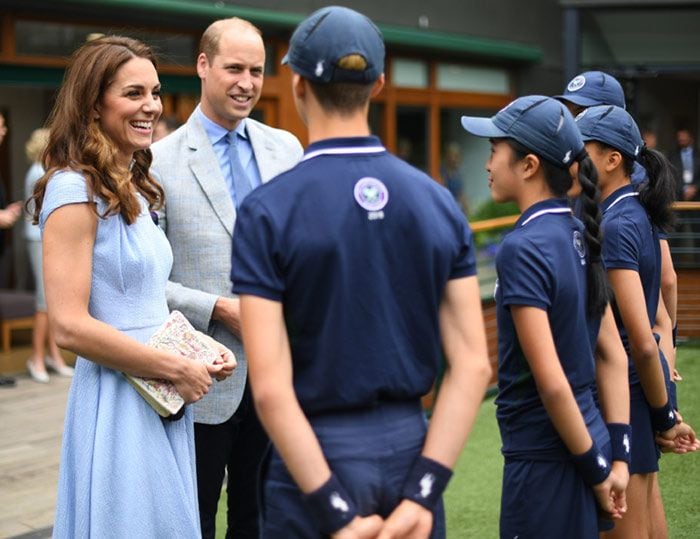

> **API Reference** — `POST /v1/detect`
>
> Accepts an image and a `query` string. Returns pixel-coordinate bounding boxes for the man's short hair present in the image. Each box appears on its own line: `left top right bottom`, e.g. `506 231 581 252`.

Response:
199 17 262 61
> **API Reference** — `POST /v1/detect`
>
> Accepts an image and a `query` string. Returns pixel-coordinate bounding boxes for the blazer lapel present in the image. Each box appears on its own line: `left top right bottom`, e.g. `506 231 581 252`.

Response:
186 116 235 236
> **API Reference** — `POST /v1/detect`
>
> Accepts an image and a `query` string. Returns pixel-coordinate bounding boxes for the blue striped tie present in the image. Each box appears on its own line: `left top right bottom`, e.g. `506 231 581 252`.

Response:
228 131 252 208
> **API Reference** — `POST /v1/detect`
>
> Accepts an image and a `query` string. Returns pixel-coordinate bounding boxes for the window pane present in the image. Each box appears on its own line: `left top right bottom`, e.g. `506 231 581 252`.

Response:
264 43 277 77
15 20 196 66
439 107 504 215
392 58 428 88
436 63 510 94
396 106 428 171
440 106 516 299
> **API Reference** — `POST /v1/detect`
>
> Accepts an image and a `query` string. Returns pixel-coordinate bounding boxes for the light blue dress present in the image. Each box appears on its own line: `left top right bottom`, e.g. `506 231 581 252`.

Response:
40 171 200 538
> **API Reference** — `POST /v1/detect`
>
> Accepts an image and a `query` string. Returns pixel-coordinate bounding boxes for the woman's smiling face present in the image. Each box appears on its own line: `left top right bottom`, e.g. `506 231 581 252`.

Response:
97 56 162 166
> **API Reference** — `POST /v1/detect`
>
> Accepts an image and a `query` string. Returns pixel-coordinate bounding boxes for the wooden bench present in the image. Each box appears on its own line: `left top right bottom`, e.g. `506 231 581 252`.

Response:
0 290 35 352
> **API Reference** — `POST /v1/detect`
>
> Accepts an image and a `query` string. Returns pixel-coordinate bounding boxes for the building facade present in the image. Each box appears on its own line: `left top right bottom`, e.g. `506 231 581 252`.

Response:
1 0 699 287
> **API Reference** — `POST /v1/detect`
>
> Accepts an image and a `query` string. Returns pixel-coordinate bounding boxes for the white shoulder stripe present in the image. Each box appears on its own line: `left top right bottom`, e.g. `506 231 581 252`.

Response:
520 207 572 227
302 146 386 161
604 191 639 213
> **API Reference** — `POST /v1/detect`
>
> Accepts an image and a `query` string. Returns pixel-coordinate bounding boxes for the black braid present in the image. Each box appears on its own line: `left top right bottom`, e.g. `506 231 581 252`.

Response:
576 153 609 317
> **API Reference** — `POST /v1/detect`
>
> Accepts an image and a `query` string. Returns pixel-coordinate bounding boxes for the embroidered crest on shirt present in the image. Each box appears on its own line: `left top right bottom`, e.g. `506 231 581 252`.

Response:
354 177 388 220
572 231 586 265
329 491 349 512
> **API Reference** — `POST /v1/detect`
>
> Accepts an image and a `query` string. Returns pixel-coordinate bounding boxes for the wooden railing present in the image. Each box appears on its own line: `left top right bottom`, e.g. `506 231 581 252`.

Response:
669 202 700 340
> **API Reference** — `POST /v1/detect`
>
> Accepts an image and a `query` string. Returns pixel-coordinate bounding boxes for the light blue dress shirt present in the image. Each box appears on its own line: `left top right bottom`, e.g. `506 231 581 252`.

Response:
194 106 262 205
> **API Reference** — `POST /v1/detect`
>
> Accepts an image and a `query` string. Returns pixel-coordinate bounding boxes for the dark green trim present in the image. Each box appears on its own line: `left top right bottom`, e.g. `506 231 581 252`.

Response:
0 64 201 93
160 73 200 94
0 65 65 87
63 0 542 62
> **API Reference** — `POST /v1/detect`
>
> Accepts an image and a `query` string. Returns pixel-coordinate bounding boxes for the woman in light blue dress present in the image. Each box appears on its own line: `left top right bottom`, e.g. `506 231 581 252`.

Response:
29 36 235 538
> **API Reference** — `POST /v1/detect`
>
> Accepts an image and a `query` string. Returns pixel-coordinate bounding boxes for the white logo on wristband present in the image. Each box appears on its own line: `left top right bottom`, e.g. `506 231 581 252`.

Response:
623 434 630 454
597 455 608 469
419 473 435 498
330 492 349 513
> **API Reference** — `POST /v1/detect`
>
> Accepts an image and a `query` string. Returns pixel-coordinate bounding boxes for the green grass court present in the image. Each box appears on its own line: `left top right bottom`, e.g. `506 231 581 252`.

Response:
218 345 700 537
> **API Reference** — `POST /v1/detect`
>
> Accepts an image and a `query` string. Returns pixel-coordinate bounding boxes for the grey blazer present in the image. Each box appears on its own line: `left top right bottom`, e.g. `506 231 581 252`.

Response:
151 112 303 424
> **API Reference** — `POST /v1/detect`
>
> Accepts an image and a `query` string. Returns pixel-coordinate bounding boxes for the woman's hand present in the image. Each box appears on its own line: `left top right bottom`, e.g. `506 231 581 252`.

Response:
172 358 214 403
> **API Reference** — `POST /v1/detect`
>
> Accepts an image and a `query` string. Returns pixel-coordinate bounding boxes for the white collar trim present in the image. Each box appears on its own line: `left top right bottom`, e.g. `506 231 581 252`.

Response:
302 146 386 162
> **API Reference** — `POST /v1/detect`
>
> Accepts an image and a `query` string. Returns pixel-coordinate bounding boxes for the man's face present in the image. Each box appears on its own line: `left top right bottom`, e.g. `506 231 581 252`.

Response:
197 28 265 131
677 130 693 149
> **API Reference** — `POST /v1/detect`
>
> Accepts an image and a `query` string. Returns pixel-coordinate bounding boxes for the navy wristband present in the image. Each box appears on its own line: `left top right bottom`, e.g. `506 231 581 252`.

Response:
401 456 453 510
607 423 631 465
650 400 677 432
571 442 611 486
303 474 358 534
672 324 678 348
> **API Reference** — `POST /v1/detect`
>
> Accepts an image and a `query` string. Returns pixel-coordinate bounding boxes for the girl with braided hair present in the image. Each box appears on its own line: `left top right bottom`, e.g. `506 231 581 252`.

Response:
462 95 631 538
576 104 699 538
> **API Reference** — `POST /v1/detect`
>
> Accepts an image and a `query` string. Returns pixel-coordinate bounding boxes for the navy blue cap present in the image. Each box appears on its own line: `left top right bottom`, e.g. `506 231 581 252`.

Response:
555 71 626 109
575 105 643 160
460 95 584 169
282 6 385 84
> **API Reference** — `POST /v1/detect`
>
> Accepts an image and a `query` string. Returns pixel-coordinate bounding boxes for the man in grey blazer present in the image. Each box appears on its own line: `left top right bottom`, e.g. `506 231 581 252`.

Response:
151 17 302 539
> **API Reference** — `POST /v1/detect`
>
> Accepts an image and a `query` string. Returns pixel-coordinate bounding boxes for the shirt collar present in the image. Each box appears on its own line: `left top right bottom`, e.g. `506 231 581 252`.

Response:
195 105 248 144
515 198 572 228
302 136 386 161
600 183 636 214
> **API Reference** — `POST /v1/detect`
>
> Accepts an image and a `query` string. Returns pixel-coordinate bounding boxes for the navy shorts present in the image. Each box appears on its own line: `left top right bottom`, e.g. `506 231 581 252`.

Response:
628 349 671 475
500 447 612 539
261 401 446 538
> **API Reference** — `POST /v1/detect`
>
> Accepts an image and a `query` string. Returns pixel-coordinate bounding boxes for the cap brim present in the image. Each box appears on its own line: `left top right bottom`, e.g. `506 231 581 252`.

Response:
280 52 289 65
554 94 601 108
460 116 507 138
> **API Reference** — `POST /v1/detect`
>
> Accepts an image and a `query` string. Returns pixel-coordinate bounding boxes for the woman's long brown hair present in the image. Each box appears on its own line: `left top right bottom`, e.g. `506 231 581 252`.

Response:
31 35 164 225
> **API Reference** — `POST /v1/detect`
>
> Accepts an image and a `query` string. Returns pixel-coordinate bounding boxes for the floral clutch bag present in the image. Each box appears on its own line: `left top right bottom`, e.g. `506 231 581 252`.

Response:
124 310 221 418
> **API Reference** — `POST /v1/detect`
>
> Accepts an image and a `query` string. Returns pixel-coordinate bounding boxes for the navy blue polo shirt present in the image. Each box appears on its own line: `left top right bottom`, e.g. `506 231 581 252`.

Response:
231 136 477 415
601 183 661 397
494 198 606 460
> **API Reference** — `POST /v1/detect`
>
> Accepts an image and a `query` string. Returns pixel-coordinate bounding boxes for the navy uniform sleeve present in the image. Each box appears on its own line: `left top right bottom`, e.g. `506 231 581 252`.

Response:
497 236 552 310
450 216 478 279
231 198 285 301
601 215 640 272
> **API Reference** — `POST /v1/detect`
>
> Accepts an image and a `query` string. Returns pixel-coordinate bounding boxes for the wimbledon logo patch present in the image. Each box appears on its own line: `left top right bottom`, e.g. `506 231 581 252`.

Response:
567 75 586 92
354 177 389 212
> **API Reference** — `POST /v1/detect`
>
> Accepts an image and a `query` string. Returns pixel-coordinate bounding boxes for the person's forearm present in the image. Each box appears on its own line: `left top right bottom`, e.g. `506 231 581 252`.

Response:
422 358 490 467
165 280 220 332
655 297 676 373
254 383 331 493
241 294 331 493
659 240 678 327
423 276 491 466
595 307 630 424
50 311 188 381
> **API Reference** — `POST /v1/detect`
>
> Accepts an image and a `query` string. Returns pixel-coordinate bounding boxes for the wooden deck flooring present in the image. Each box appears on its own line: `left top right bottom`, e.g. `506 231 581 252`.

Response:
0 344 72 538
